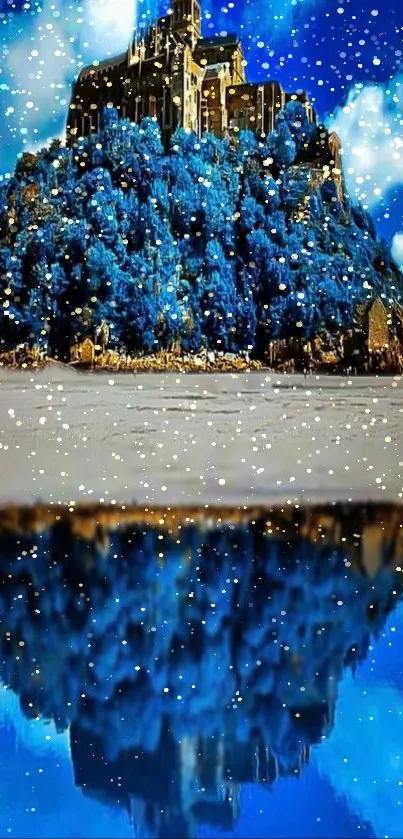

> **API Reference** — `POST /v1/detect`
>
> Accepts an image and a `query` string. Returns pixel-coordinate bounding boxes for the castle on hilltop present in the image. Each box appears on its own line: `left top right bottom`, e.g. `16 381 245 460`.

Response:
67 0 319 146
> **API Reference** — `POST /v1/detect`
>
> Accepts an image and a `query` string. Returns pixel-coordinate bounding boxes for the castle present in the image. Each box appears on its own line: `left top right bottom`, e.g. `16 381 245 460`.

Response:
67 0 319 146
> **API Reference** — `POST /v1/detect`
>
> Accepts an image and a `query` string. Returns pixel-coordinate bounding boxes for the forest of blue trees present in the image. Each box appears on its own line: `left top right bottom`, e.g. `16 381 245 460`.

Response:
0 102 399 359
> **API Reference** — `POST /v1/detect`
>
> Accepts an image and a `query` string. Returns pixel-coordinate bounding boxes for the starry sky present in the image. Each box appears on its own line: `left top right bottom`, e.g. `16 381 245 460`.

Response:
0 0 402 263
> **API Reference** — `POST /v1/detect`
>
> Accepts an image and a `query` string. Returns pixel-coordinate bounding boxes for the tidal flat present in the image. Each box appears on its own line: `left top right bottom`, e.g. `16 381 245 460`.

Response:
0 369 402 506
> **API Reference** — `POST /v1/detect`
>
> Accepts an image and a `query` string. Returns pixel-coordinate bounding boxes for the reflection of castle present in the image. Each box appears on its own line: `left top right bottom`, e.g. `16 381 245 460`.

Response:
67 0 317 146
70 726 308 838
1 505 402 838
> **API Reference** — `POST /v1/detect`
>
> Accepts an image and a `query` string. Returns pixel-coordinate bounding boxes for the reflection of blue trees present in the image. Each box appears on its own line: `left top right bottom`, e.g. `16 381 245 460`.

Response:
0 508 402 837
0 105 400 359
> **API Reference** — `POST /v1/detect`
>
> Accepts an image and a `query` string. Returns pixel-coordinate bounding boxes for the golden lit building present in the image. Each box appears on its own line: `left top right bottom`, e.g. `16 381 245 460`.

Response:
356 297 390 353
67 0 317 146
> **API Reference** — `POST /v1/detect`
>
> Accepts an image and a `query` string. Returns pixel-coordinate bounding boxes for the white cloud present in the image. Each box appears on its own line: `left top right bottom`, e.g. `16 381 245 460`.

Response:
391 233 403 269
6 11 76 152
0 686 69 756
86 0 137 56
1 0 138 170
328 75 403 210
314 667 403 839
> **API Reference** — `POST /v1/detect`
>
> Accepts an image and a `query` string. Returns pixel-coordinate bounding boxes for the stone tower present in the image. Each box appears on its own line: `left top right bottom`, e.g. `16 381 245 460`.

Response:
171 0 201 47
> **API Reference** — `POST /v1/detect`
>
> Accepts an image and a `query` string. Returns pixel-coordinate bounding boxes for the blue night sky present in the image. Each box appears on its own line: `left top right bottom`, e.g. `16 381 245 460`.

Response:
0 0 402 260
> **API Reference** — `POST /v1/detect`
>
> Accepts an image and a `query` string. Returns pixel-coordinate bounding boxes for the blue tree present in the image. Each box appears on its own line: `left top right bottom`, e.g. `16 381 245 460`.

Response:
268 119 296 170
0 249 30 351
235 266 257 352
0 103 401 363
281 100 313 156
200 241 237 351
114 262 158 353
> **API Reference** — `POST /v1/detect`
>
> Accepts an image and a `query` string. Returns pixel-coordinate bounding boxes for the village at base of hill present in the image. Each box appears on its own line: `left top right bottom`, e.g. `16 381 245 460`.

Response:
2 295 403 375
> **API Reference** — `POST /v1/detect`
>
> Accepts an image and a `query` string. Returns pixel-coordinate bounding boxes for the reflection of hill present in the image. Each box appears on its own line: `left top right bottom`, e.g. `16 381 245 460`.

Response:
1 502 403 575
71 726 293 837
0 505 402 837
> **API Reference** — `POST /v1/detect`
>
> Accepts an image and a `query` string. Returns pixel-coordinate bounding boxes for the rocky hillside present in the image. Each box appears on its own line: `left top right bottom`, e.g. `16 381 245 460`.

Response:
0 102 400 360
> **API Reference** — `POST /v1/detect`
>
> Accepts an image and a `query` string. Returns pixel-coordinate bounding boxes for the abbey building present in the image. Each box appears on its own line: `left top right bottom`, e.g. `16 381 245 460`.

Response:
67 0 318 146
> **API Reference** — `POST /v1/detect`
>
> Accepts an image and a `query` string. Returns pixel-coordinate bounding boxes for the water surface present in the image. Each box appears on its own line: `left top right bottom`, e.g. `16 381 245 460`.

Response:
1 370 402 505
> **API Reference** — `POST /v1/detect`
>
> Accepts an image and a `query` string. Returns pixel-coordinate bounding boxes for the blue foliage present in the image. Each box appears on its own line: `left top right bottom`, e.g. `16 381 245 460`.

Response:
0 107 400 359
0 507 401 785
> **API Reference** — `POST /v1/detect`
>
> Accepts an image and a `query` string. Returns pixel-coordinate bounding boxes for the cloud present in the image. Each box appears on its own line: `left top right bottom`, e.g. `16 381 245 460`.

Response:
4 9 76 159
0 0 138 174
314 671 403 838
391 233 403 269
0 686 69 756
86 0 137 56
328 75 403 210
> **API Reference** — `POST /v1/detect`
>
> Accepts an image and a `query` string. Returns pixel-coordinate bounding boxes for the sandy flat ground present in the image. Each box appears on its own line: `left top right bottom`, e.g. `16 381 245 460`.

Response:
0 368 402 507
